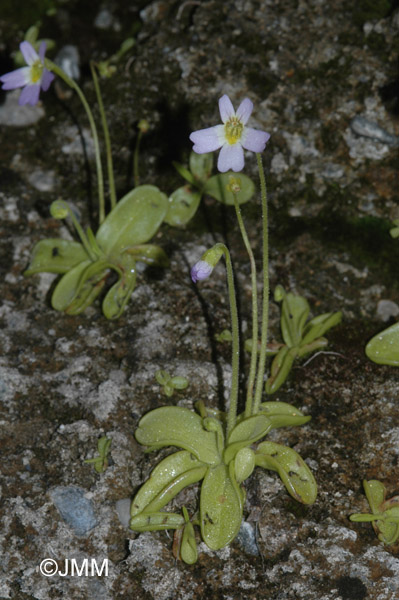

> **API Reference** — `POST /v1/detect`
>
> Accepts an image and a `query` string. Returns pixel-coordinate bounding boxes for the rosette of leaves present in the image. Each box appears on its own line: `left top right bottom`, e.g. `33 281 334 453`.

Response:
164 152 256 227
129 400 317 563
155 370 189 398
263 286 342 394
24 185 169 319
350 480 399 545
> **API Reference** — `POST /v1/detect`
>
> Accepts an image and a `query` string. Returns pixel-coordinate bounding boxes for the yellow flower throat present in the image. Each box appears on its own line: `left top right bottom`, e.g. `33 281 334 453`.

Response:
224 117 243 145
31 60 44 83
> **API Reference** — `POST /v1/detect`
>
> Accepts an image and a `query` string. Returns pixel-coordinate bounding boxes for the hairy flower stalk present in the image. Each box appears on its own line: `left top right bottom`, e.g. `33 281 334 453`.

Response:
190 243 240 435
190 95 270 420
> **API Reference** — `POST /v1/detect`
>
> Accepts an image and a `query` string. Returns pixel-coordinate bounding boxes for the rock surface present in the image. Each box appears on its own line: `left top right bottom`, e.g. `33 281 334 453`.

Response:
0 1 398 599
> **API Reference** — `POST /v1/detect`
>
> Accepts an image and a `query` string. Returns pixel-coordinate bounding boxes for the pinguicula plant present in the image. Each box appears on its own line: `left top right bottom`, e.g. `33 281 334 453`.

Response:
262 285 342 394
84 436 112 474
350 480 399 545
130 95 318 563
366 220 399 366
1 39 169 319
155 370 189 398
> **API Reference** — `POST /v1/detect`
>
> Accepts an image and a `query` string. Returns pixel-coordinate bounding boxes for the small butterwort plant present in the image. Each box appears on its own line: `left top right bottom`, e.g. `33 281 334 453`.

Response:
350 480 399 545
2 39 169 319
365 220 399 366
84 436 112 474
263 285 342 394
155 370 189 398
130 96 317 563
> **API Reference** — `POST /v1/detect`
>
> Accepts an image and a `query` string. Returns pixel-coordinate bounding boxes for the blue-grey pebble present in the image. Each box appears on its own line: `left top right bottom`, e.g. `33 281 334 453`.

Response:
50 486 97 536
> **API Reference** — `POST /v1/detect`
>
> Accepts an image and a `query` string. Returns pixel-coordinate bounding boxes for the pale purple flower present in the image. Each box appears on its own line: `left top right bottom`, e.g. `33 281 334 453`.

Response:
0 41 54 106
189 95 270 173
191 260 213 283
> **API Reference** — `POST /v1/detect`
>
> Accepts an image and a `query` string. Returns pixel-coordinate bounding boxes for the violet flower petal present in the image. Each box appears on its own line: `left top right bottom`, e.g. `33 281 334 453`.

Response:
236 98 253 125
189 125 224 153
218 143 244 173
19 83 40 106
0 67 30 89
241 128 270 153
41 69 55 91
191 260 213 283
38 41 47 62
219 95 235 123
20 41 39 66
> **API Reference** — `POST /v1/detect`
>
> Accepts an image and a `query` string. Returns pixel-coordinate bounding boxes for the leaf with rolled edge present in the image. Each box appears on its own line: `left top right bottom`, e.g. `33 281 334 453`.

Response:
363 479 386 514
296 337 328 358
301 311 342 346
96 185 168 255
203 172 255 205
102 254 137 320
234 447 255 484
51 259 109 313
200 464 243 550
255 441 317 504
180 519 198 564
280 292 310 348
172 161 196 185
189 151 213 184
164 186 201 227
265 346 298 395
365 322 399 366
66 269 109 315
135 406 220 465
259 401 311 429
24 239 89 276
51 259 92 311
124 244 169 267
224 415 272 464
130 511 185 532
130 450 207 518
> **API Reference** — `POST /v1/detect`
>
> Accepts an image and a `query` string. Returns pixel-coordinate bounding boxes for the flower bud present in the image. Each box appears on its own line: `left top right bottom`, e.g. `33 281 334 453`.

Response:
191 260 213 283
50 200 69 219
138 119 149 133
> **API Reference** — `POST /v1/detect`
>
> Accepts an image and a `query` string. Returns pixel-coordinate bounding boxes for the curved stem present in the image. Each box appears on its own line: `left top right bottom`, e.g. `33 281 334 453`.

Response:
232 194 258 418
214 243 240 438
253 153 269 415
90 61 117 210
45 59 106 225
53 200 96 261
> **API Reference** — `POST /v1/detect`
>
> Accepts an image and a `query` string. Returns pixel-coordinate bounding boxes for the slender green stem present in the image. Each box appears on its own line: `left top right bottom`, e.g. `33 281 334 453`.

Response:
232 194 258 418
133 129 143 187
53 200 97 261
214 243 240 438
90 61 117 210
253 153 269 415
45 59 106 225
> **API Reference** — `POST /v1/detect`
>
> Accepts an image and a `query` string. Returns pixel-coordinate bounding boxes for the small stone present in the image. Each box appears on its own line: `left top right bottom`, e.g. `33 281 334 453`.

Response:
115 498 131 528
376 299 399 322
350 116 399 147
54 45 80 81
236 521 259 556
50 486 97 536
0 90 45 127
